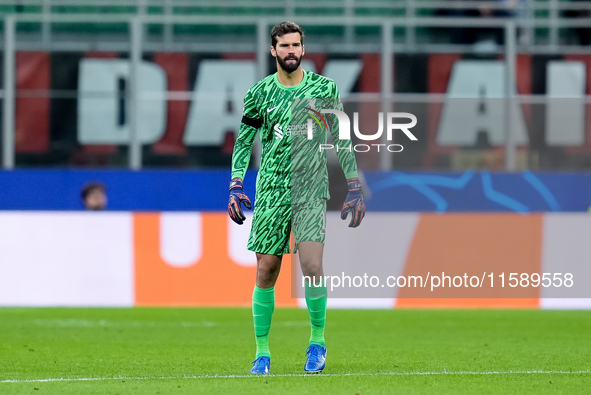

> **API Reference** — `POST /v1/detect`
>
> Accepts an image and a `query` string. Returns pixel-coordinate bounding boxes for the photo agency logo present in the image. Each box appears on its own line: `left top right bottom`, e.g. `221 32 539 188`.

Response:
305 108 418 152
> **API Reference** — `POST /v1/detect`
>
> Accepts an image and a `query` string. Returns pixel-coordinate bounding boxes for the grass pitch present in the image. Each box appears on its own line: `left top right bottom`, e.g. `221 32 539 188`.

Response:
0 307 589 394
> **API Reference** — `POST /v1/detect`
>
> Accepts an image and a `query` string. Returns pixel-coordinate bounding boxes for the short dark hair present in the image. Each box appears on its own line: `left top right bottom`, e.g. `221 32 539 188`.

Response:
270 21 304 48
81 182 106 200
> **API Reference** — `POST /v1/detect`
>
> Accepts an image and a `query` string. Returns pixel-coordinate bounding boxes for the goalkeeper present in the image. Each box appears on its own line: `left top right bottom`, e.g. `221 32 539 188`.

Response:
228 21 365 375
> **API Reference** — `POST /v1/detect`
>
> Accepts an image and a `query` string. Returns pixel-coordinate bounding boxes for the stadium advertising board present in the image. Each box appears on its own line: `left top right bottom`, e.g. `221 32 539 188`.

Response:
0 211 590 309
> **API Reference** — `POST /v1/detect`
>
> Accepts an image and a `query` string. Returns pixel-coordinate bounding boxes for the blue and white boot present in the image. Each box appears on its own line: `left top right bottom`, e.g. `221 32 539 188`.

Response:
304 344 327 373
250 356 270 374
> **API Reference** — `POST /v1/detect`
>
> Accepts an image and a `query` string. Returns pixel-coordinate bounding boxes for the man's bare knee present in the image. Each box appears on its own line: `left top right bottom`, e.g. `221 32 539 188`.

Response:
256 253 282 288
298 241 324 280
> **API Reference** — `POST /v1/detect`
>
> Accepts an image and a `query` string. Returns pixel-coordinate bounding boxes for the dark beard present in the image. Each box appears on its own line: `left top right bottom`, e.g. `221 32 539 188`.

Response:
277 55 301 73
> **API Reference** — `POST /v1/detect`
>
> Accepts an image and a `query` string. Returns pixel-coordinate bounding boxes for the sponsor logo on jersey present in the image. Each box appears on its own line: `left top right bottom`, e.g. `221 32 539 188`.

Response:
273 124 284 139
273 123 310 139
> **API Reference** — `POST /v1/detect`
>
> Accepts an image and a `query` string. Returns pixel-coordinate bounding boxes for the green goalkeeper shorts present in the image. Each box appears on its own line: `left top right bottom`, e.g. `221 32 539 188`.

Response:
247 199 327 255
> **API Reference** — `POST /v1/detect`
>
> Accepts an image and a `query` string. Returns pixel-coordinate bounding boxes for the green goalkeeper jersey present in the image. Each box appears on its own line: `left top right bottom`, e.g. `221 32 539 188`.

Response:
231 70 359 207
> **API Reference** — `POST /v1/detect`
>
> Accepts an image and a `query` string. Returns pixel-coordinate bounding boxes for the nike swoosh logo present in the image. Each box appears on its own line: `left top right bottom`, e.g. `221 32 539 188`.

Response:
253 314 264 317
267 106 279 112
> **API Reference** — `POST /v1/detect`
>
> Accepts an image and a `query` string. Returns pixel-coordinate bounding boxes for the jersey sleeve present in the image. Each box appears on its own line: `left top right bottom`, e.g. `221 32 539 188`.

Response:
231 87 261 180
328 83 359 180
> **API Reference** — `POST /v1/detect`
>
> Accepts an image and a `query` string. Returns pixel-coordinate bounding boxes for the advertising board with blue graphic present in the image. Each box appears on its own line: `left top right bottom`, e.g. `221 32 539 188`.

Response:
0 170 589 212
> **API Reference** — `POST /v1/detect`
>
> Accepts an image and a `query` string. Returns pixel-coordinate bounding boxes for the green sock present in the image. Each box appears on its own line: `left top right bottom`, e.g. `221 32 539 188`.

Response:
305 279 327 347
252 285 275 358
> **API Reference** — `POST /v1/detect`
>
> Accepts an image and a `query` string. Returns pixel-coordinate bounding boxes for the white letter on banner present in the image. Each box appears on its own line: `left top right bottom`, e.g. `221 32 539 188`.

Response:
78 59 167 144
322 60 363 94
183 61 256 145
437 60 528 146
546 61 586 146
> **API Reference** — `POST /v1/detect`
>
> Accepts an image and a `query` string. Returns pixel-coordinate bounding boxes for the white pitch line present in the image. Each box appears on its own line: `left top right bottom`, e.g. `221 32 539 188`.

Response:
1 370 590 384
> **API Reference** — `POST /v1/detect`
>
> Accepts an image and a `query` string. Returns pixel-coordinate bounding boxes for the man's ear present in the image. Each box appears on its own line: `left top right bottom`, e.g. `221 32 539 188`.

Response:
302 44 305 56
270 45 277 58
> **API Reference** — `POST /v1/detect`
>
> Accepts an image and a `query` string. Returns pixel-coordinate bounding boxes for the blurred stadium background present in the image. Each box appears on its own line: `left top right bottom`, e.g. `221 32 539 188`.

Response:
0 1 591 391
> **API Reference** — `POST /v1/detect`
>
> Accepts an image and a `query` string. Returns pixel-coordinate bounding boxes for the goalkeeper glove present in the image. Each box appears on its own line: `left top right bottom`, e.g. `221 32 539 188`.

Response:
228 178 252 225
341 178 365 228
